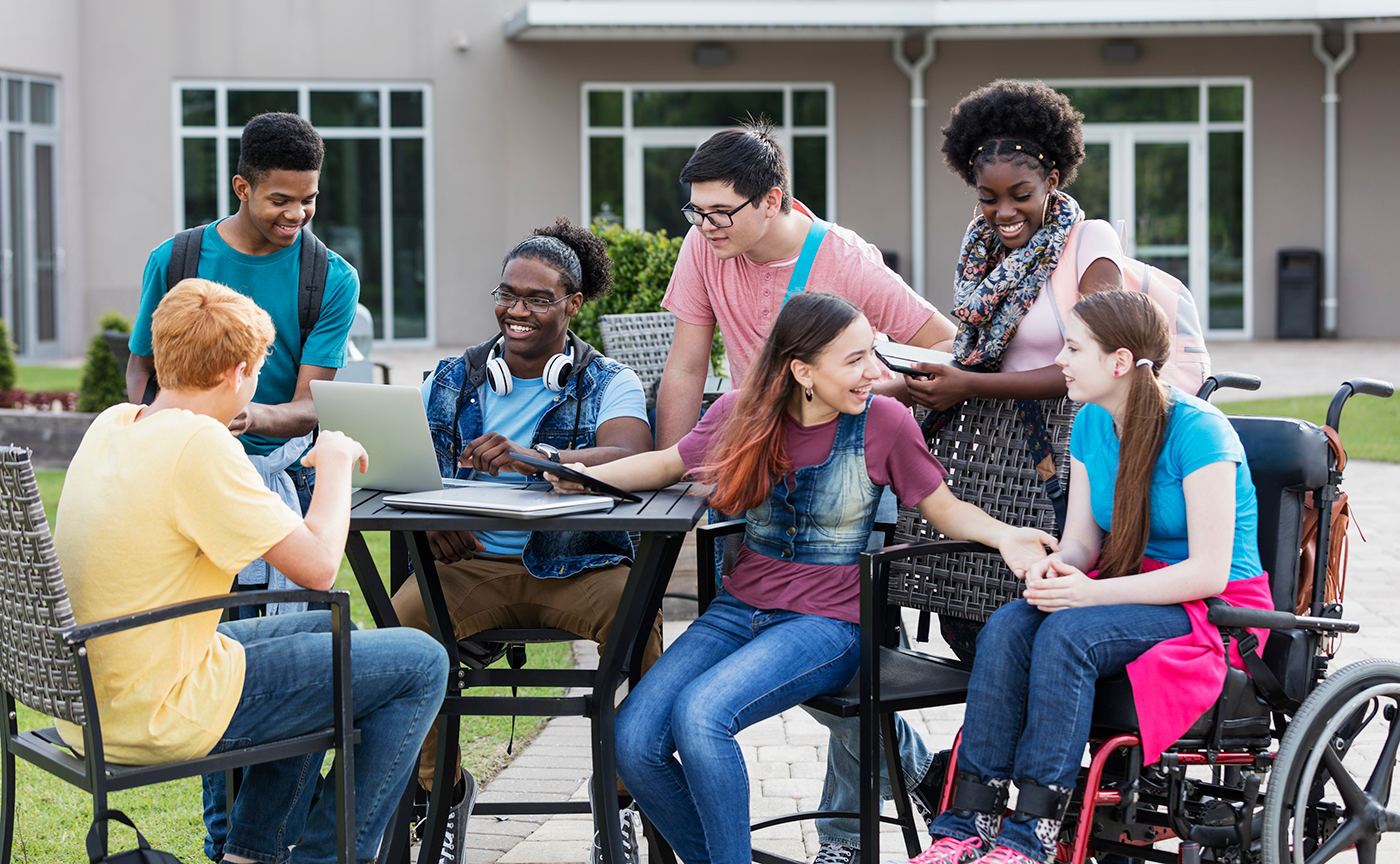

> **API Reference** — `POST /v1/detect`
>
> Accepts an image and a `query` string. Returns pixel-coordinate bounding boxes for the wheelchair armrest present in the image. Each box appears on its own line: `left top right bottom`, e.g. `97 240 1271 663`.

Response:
59 590 352 645
1206 604 1360 634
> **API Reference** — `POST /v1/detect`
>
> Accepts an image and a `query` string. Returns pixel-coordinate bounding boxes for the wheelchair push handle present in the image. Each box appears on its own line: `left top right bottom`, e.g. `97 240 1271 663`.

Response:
1195 372 1261 402
1326 377 1394 433
1206 603 1360 634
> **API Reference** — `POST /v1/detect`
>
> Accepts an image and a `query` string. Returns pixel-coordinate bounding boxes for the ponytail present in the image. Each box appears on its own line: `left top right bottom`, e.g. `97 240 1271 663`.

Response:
1071 291 1172 579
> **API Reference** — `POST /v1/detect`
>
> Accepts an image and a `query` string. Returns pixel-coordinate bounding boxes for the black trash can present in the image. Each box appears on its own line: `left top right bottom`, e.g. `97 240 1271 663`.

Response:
1277 249 1321 339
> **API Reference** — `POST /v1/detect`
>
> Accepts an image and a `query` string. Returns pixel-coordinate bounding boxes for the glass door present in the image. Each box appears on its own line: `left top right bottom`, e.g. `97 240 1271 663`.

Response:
1067 126 1205 321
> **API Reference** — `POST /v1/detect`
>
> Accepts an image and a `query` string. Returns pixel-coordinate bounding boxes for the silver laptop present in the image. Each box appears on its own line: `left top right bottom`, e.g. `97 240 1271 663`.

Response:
311 380 460 493
382 485 615 519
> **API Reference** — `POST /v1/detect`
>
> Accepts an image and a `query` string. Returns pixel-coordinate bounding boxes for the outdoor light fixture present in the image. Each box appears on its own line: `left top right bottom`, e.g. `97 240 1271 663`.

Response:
1103 39 1140 63
694 42 732 67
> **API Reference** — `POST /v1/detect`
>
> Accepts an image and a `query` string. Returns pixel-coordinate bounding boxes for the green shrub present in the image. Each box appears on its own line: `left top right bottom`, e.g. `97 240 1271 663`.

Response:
77 312 132 414
0 317 16 392
577 221 724 373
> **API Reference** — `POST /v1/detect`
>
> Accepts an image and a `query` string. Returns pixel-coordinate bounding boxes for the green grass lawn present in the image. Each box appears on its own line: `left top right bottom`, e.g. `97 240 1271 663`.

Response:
1221 393 1400 463
15 364 83 393
8 471 571 862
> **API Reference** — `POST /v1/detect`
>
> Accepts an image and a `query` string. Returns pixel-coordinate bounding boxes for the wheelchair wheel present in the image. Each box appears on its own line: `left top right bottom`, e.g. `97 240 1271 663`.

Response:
1261 658 1400 864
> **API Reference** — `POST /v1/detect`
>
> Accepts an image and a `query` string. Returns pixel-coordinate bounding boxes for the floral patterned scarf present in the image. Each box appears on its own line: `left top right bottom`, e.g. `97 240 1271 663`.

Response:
952 191 1083 371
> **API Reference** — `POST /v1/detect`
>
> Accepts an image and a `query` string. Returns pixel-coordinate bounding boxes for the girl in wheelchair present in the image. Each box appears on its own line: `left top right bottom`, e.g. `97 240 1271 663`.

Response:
905 289 1274 864
547 291 1055 864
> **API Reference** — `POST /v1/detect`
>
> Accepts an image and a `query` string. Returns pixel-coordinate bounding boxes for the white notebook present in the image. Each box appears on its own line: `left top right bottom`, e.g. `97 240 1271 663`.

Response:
382 485 615 519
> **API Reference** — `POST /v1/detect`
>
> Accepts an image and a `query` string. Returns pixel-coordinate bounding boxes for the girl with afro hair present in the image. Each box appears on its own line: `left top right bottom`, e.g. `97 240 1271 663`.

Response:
906 79 1124 414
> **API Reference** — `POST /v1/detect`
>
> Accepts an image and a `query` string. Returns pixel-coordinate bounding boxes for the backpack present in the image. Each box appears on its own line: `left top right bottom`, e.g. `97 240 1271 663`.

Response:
1047 219 1212 395
146 224 330 403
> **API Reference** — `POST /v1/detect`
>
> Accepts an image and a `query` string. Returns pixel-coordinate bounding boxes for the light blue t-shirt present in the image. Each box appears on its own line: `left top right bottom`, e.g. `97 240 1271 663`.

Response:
419 365 647 555
131 218 361 457
1069 387 1263 581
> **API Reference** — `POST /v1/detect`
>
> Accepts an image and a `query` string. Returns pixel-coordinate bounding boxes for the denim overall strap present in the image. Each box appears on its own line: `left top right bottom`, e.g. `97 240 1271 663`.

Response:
743 400 882 566
780 217 831 310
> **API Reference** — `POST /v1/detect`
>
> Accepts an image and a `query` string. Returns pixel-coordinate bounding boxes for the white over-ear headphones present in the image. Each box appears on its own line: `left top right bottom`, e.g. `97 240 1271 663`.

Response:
485 337 574 396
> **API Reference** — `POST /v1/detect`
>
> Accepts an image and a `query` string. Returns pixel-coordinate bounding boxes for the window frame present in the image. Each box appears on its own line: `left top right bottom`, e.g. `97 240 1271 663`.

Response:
0 71 63 360
579 81 837 233
1045 76 1253 339
171 80 436 347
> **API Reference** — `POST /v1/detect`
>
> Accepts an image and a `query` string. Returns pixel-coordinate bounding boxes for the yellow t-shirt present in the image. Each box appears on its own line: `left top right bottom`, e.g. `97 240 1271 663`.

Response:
53 404 304 764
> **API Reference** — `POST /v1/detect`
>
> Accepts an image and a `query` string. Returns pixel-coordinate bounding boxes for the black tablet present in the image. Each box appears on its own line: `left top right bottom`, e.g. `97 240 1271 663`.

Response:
511 452 643 503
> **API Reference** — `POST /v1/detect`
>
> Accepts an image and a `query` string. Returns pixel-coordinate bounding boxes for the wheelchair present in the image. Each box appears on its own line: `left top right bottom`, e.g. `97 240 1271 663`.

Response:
910 376 1397 864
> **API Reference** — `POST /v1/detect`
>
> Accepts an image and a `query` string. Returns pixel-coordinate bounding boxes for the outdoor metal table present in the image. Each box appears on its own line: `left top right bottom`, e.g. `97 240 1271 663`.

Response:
344 481 709 864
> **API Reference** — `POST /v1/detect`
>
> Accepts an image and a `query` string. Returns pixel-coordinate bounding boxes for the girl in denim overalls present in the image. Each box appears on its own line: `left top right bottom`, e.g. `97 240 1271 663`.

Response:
550 292 1056 864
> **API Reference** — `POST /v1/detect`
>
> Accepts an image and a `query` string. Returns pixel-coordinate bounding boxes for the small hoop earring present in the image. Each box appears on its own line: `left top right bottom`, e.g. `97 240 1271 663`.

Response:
804 387 813 402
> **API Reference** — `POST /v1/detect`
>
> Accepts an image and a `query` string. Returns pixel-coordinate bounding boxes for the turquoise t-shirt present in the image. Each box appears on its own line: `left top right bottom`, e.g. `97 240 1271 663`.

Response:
131 219 360 457
1069 386 1263 581
419 366 647 556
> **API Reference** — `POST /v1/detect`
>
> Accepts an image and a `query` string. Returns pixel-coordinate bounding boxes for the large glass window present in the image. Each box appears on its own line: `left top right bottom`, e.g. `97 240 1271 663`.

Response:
1058 80 1251 336
174 82 434 344
0 72 62 359
582 84 835 237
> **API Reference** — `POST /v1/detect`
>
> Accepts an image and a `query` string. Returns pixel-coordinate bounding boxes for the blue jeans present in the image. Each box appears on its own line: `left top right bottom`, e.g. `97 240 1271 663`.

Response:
200 611 448 864
929 600 1190 859
812 487 934 848
288 465 316 516
616 592 861 864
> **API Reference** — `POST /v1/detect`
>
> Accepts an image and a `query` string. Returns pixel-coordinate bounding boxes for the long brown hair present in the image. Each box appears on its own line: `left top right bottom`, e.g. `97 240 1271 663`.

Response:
1071 290 1172 579
700 292 864 514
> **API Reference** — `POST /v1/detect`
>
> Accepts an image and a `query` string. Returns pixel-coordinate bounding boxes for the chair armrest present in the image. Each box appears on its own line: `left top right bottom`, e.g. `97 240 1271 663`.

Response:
864 539 995 569
59 590 351 645
695 519 747 540
695 519 747 614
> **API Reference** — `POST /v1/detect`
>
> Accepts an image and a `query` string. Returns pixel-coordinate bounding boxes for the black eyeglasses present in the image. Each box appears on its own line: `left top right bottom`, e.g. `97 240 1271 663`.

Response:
680 193 762 229
491 287 571 313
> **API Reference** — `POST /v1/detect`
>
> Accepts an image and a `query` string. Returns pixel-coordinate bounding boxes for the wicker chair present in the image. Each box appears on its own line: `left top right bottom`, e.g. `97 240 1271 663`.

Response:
598 311 677 410
0 446 357 863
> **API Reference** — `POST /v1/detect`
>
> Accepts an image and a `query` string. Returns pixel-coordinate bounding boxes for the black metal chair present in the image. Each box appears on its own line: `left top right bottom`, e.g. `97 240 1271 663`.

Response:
0 445 358 863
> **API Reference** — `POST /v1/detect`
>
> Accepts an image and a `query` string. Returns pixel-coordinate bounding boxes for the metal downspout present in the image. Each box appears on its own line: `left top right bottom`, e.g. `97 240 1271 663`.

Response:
1311 25 1356 338
892 33 936 297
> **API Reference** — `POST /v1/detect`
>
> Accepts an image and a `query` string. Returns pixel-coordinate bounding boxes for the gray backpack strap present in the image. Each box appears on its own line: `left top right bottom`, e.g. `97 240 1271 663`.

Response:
297 227 330 349
167 226 206 291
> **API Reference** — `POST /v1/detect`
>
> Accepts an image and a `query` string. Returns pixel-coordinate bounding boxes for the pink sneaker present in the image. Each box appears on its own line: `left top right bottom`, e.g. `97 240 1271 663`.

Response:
889 836 985 864
974 845 1040 864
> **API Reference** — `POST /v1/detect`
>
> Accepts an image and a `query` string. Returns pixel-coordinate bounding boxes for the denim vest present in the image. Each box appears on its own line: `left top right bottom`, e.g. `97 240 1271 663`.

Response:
744 400 882 565
424 331 633 579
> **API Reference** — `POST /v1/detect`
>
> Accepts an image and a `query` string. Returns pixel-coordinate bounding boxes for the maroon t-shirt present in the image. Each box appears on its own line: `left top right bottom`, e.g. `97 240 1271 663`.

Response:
679 392 948 623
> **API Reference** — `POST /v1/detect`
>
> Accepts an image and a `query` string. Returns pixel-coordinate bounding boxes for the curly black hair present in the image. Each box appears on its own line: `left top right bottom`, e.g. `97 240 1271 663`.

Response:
502 217 614 302
237 112 324 187
940 80 1085 187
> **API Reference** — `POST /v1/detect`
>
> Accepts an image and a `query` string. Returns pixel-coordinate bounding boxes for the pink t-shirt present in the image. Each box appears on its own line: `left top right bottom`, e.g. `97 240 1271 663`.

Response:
1000 219 1124 373
678 392 948 623
662 200 937 386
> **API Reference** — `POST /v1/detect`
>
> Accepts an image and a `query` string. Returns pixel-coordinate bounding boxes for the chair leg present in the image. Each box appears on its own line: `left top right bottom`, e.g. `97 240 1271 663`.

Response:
882 712 923 857
592 704 625 864
640 809 678 864
1 735 16 864
377 779 417 864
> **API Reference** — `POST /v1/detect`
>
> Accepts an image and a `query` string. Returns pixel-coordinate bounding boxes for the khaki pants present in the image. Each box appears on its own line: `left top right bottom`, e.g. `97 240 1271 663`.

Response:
390 553 663 790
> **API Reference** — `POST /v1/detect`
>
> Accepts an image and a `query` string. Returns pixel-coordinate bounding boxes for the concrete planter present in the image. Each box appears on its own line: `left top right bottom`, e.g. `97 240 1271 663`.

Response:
0 408 98 468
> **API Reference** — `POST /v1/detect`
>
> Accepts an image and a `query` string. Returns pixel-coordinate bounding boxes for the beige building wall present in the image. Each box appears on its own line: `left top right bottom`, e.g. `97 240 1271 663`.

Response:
6 1 1395 350
1336 32 1400 340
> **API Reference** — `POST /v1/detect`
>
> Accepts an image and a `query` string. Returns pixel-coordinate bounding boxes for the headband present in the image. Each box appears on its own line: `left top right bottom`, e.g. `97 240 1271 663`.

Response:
969 138 1057 168
510 235 583 291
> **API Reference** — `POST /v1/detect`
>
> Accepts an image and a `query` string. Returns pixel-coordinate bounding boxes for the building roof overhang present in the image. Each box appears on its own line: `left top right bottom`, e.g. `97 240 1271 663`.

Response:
505 0 1400 41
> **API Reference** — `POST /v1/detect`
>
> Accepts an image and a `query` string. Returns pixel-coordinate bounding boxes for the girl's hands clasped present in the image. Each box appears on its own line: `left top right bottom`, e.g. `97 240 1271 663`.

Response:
1023 555 1099 611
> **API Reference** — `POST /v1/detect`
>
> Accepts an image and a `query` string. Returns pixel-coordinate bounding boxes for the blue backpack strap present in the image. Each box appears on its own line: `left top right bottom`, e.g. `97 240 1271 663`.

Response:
779 216 831 310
